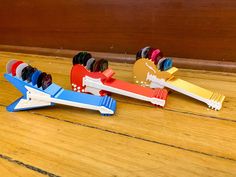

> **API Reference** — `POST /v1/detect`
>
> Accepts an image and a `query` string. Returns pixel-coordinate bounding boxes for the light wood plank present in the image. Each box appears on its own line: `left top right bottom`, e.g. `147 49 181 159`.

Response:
0 157 44 177
0 107 235 177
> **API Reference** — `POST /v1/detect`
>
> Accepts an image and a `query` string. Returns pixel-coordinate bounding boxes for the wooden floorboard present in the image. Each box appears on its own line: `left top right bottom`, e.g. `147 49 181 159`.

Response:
0 107 236 177
0 156 45 177
0 51 236 176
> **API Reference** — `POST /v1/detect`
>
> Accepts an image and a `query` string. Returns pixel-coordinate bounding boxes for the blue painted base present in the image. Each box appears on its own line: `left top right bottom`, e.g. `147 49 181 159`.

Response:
4 73 116 115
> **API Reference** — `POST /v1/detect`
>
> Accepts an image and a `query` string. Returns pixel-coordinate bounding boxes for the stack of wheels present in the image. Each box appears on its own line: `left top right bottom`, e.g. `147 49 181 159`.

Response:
73 52 108 72
6 60 52 90
136 46 173 71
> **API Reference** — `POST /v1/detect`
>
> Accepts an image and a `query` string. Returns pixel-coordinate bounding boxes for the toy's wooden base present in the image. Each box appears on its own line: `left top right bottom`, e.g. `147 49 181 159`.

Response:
1 52 236 177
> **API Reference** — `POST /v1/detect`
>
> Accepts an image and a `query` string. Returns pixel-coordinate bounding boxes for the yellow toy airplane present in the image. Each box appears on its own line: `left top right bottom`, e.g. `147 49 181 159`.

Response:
133 58 225 110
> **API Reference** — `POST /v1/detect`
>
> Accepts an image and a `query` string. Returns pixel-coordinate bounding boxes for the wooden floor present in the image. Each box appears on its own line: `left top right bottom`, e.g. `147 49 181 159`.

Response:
0 51 236 177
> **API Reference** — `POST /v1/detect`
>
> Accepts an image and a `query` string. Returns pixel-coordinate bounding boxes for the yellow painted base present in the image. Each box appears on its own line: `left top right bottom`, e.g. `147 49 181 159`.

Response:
133 58 225 110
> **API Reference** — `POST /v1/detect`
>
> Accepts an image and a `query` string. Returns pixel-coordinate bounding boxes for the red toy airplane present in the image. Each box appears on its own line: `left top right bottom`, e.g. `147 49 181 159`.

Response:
71 54 168 107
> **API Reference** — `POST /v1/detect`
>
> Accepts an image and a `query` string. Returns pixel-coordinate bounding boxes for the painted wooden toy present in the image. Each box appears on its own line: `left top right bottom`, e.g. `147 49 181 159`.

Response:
71 52 168 107
4 59 116 116
133 47 225 110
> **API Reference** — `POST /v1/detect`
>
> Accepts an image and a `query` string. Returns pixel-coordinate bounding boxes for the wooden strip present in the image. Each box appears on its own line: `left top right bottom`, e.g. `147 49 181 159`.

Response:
0 107 236 177
0 156 45 177
1 45 236 72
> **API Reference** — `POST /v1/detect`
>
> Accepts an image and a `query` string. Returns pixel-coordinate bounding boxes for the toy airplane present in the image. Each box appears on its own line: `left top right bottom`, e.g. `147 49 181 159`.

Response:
71 63 168 107
4 60 116 116
133 58 225 110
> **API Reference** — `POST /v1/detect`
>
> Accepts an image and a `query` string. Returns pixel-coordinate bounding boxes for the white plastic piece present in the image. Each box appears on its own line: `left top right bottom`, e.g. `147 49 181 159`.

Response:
25 86 114 114
14 87 52 110
83 76 165 107
146 72 223 110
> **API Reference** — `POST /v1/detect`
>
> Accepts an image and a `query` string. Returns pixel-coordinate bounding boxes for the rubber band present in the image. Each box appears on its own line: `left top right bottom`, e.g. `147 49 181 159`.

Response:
37 72 47 88
150 49 161 65
42 74 52 90
136 49 142 60
86 58 95 71
11 61 23 76
31 70 42 86
98 59 108 72
22 66 36 82
16 63 28 79
141 46 151 58
6 59 17 73
82 52 92 66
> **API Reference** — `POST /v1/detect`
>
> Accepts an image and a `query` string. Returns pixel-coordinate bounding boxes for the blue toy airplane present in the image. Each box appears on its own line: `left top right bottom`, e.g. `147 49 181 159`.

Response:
4 60 116 116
